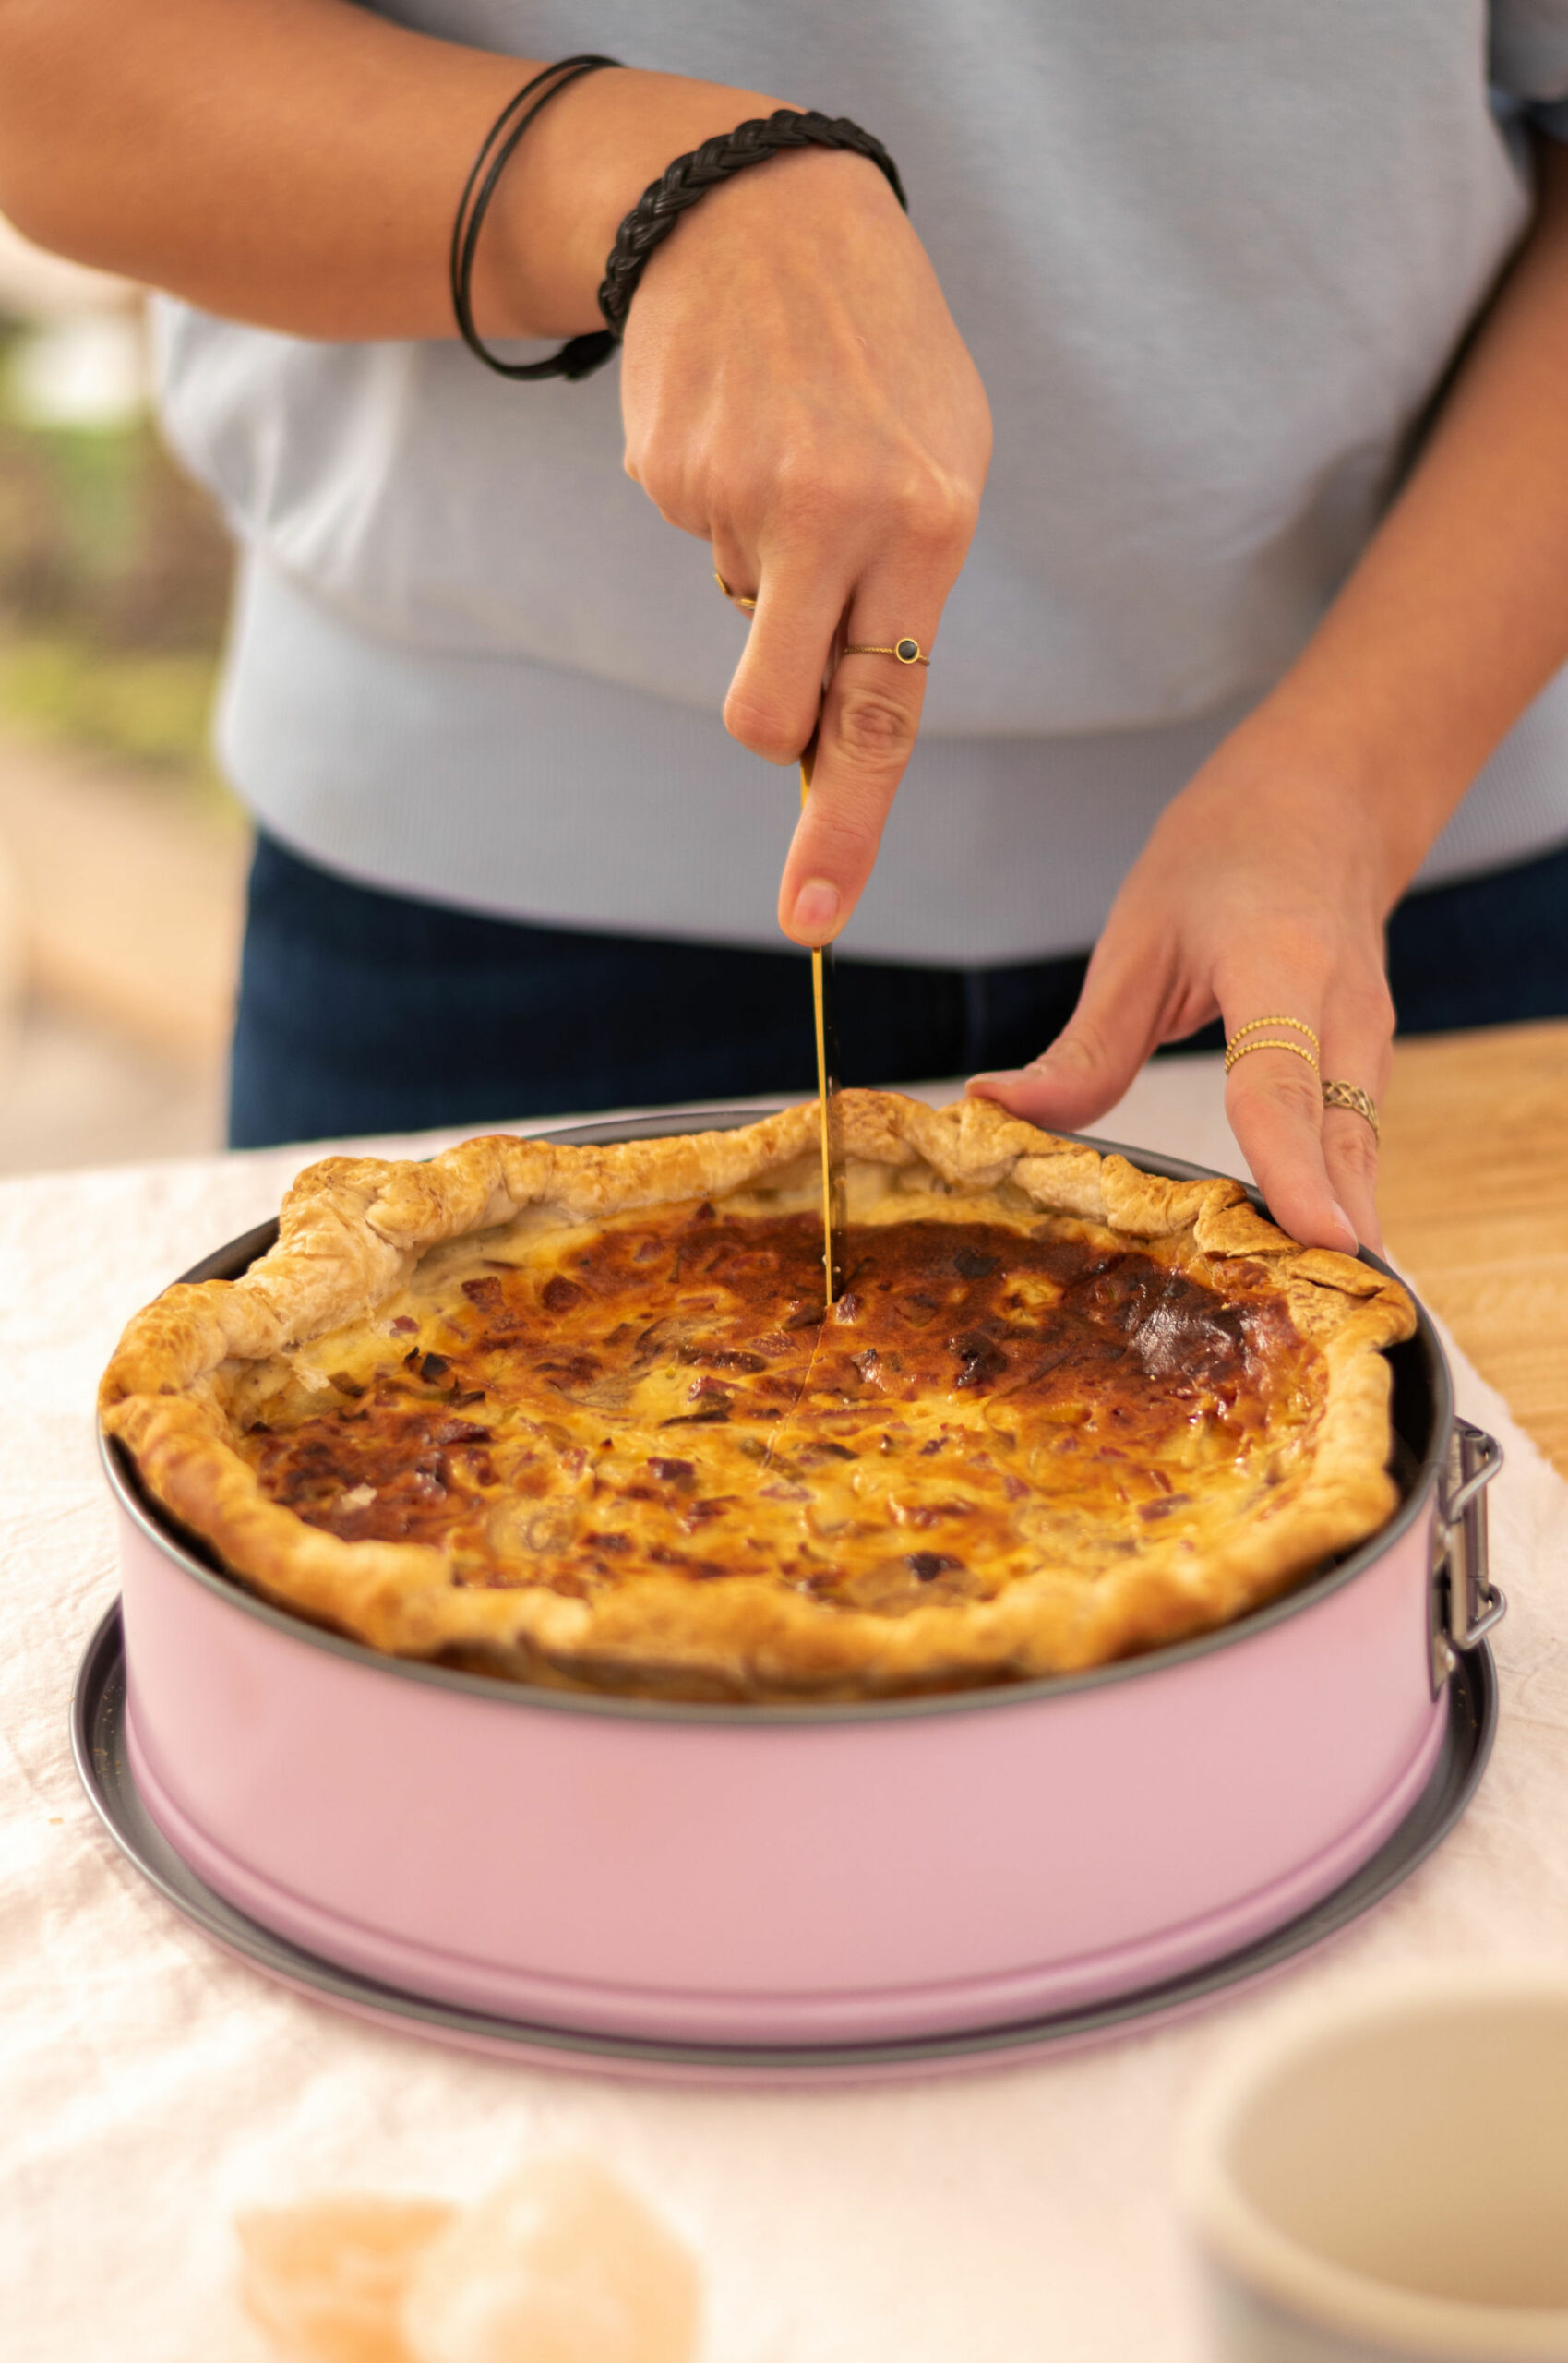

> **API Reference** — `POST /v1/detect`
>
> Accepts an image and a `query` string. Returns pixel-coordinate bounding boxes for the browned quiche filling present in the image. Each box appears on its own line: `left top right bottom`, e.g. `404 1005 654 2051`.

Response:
101 1094 1415 1698
223 1195 1316 1623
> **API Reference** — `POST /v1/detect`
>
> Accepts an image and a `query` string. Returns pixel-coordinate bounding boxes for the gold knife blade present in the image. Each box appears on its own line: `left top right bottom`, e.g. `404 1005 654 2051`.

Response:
799 742 846 1307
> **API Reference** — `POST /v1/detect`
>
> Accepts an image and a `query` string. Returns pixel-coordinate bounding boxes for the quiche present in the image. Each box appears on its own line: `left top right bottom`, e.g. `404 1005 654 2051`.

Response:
100 1092 1415 1702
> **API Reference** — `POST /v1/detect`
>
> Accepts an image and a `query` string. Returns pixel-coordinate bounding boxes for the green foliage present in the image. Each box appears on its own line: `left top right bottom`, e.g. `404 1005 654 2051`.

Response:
0 634 225 782
0 322 234 789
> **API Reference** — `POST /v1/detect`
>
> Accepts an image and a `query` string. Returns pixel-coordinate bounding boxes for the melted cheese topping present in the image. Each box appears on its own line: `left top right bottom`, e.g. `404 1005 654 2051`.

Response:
222 1181 1322 1627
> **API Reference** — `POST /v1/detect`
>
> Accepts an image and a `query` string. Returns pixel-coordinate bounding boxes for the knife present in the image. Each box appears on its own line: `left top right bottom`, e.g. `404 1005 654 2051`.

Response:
799 739 846 1308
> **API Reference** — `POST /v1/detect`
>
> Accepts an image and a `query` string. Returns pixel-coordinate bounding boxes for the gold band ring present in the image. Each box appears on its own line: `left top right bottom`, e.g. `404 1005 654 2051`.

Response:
843 637 930 666
1323 1079 1381 1141
713 570 757 614
1224 1038 1321 1078
1227 1015 1321 1052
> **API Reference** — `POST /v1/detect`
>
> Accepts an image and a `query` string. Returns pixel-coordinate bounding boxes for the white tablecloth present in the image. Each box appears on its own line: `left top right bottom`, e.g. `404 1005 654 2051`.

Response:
6 1066 1567 2363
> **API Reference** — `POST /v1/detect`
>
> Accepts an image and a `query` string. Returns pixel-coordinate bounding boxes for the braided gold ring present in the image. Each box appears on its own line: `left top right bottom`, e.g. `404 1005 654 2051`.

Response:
843 637 930 666
713 570 757 614
1323 1079 1381 1141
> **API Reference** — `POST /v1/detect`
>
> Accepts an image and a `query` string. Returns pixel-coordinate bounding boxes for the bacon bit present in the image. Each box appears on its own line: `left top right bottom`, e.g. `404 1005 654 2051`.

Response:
917 1437 944 1457
432 1419 491 1445
688 1200 716 1225
1138 1494 1191 1522
327 1371 365 1398
582 1530 632 1552
687 1376 733 1405
784 1303 824 1331
389 1315 418 1336
906 1553 964 1581
660 1406 731 1426
542 1275 587 1313
832 1291 861 1323
647 1457 695 1482
1003 1474 1029 1500
902 1499 976 1529
951 1331 1007 1388
461 1277 505 1311
685 1498 737 1525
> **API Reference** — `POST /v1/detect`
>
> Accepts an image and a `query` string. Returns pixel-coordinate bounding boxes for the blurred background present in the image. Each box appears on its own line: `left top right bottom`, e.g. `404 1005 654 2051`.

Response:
0 213 244 1174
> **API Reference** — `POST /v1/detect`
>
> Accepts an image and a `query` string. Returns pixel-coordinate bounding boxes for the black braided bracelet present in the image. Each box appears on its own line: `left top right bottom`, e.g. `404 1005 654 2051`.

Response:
449 54 622 382
452 80 906 385
596 109 907 345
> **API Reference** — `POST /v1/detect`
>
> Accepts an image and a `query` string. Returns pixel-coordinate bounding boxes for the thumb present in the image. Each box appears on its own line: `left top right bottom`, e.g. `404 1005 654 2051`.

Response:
967 943 1171 1132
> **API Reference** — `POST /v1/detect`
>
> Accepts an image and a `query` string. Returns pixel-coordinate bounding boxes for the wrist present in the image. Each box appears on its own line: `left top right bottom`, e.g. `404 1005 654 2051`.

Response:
1215 684 1450 912
1158 704 1411 923
473 68 789 339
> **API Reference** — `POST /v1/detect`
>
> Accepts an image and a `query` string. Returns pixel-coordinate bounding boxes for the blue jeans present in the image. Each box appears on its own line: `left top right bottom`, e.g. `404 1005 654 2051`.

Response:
229 832 1568 1148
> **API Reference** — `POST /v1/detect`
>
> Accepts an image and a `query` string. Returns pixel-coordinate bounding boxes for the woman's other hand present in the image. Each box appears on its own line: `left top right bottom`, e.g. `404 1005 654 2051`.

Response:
968 712 1393 1255
974 135 1568 1255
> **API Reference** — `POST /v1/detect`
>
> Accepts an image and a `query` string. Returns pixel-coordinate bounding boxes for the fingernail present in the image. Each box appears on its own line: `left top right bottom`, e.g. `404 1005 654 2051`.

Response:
790 880 840 940
1330 1200 1359 1250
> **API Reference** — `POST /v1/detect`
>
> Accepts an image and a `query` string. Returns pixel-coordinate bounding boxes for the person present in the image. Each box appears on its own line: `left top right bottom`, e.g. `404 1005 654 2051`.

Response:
3 3 1567 1262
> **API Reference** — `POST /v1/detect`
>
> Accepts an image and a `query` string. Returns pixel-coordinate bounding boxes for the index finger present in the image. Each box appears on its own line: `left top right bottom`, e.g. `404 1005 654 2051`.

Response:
775 582 938 943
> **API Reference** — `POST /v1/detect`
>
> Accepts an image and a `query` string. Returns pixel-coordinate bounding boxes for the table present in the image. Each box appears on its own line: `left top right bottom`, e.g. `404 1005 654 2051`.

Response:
6 1064 1567 2363
1377 1017 1568 1480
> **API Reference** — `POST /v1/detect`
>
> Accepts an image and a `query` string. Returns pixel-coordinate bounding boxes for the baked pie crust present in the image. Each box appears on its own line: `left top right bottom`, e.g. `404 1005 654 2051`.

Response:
100 1091 1416 1701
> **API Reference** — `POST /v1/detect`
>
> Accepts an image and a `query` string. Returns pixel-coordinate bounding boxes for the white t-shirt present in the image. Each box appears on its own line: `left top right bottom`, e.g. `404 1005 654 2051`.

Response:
154 0 1568 962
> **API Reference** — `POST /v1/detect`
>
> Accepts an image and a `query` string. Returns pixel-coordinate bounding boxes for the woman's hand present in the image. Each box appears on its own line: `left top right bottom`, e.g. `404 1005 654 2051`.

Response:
611 132 991 946
496 67 991 942
969 708 1396 1254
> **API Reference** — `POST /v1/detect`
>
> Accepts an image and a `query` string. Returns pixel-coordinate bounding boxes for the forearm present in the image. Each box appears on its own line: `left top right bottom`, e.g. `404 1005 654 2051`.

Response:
1240 137 1568 902
0 0 778 339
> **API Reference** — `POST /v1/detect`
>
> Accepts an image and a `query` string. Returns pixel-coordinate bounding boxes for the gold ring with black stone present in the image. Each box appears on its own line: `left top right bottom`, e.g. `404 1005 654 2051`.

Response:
843 637 930 666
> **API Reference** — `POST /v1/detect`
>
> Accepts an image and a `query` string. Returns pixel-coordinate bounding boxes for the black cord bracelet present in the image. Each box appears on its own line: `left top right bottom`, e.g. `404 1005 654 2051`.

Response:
452 80 906 385
449 54 622 382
